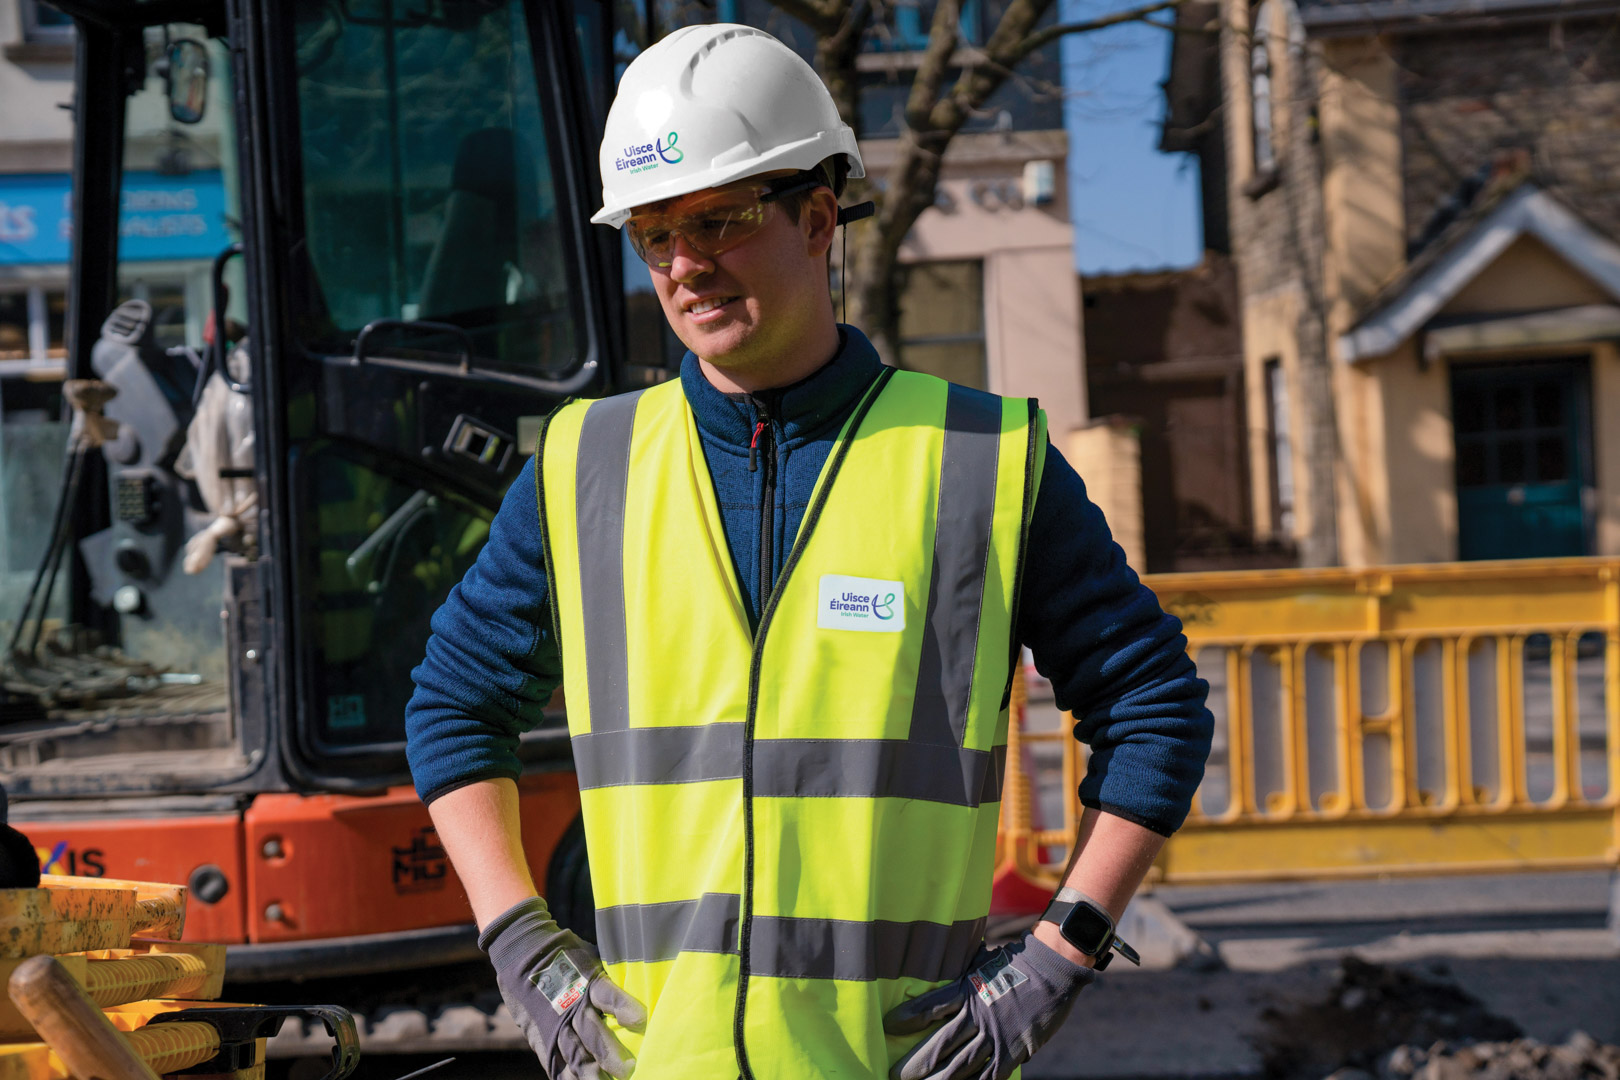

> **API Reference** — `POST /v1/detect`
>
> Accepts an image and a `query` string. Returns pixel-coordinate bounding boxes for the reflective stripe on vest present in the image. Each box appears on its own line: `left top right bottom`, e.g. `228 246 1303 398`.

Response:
538 370 1046 1080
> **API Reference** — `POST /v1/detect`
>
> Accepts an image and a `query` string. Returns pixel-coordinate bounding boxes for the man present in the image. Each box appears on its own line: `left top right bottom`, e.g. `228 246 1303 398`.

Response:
406 23 1212 1080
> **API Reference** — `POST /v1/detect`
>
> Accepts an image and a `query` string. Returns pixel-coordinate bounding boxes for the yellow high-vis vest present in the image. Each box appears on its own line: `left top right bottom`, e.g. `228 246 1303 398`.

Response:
538 368 1047 1079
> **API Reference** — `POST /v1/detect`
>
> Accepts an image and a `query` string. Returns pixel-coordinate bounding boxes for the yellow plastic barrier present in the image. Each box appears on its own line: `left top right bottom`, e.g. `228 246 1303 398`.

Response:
1000 557 1620 891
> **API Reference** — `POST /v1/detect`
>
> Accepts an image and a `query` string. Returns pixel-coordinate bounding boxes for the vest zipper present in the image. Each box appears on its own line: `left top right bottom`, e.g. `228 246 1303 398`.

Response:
756 402 776 622
731 369 894 1080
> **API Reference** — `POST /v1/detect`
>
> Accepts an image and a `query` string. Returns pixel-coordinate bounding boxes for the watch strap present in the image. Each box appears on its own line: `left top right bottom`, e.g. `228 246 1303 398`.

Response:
1040 891 1133 971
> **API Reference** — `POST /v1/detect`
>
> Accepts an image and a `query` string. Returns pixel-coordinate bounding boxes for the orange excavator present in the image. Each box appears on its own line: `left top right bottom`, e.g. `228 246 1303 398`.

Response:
1 0 668 1057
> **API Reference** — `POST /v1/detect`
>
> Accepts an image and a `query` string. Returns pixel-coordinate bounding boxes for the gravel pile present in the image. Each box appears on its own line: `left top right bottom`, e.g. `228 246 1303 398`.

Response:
1259 957 1619 1080
1259 956 1522 1080
1353 1032 1620 1080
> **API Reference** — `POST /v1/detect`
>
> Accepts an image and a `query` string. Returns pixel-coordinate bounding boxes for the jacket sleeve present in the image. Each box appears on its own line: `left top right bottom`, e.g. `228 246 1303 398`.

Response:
1017 441 1214 836
405 455 563 805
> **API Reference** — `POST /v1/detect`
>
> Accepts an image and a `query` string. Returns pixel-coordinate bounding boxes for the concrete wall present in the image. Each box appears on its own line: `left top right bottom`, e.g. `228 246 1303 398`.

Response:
1314 34 1408 568
864 131 1088 443
1065 419 1145 570
1318 37 1405 333
984 245 1086 435
1373 343 1455 564
1444 234 1610 314
1593 342 1620 557
0 0 76 173
1240 285 1302 541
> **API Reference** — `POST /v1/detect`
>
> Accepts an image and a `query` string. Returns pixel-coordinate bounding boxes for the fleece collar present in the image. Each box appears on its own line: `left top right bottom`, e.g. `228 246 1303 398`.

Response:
677 325 885 454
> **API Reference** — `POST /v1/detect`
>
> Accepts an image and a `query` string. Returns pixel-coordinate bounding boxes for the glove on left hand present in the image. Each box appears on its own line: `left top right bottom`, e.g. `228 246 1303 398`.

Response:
883 933 1096 1080
480 897 646 1080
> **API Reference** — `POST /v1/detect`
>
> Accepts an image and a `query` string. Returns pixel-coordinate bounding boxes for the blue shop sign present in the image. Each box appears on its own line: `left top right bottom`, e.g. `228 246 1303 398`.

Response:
0 171 229 266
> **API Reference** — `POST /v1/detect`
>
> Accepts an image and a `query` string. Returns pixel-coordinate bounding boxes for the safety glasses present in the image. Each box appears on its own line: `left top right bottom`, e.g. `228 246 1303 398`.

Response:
625 174 822 269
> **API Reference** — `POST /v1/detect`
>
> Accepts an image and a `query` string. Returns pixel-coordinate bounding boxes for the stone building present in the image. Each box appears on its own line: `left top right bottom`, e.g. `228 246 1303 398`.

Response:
1162 0 1620 565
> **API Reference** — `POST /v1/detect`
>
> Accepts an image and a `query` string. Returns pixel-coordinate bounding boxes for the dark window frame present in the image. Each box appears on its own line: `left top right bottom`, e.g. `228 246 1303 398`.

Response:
20 0 75 43
1263 356 1294 537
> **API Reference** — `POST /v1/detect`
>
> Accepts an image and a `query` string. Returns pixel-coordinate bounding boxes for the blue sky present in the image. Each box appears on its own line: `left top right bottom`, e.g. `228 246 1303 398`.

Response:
1061 2 1203 274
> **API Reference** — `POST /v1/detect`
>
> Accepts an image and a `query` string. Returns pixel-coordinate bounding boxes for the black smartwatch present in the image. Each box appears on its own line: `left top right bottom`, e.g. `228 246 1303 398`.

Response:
1039 888 1140 971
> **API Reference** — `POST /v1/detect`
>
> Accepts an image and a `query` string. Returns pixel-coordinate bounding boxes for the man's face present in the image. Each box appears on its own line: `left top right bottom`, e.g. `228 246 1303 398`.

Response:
633 175 837 378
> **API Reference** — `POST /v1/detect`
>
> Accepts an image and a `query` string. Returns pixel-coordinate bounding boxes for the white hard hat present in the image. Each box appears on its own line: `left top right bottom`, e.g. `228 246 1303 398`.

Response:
592 24 865 228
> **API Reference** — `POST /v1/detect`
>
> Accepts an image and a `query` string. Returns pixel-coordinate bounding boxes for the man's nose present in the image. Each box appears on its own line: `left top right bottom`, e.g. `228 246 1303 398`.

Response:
667 233 714 282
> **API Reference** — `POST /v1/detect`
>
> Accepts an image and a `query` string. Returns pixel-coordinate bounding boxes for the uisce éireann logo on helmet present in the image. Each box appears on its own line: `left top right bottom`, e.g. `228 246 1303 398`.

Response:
615 131 683 175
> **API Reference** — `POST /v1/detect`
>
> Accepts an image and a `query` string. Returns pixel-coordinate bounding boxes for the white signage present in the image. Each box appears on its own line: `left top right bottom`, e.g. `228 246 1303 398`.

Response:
817 575 906 633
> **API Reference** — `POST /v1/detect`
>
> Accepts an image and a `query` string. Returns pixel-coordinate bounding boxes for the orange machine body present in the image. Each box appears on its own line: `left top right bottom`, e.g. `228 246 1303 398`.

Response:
14 772 581 943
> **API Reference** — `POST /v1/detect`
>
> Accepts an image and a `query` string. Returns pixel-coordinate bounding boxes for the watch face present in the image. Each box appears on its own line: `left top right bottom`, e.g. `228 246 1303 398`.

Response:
1059 903 1114 956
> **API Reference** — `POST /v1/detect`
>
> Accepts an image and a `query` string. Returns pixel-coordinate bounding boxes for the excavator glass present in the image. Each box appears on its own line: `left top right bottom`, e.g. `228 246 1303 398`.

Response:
0 0 604 798
290 0 582 376
280 0 599 775
0 18 249 795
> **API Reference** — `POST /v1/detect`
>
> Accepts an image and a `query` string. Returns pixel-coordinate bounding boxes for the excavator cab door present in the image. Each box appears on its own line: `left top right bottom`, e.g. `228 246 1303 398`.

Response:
240 0 620 789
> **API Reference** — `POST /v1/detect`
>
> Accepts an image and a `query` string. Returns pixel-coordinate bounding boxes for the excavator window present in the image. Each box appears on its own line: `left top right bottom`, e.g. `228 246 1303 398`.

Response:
296 445 496 750
0 19 248 789
289 0 583 377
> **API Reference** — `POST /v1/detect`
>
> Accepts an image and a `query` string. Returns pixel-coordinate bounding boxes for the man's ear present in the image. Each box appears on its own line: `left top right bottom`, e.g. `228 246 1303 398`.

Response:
803 187 839 258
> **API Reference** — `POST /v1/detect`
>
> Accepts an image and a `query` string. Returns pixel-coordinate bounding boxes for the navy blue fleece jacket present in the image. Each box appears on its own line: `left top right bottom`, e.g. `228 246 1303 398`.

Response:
406 327 1212 836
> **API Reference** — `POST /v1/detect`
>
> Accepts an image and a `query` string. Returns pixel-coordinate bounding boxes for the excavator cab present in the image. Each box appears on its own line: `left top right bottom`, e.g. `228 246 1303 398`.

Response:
0 0 644 970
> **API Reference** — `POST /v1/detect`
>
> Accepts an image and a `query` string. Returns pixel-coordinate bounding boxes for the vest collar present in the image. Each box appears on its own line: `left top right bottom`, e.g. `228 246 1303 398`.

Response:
678 324 885 452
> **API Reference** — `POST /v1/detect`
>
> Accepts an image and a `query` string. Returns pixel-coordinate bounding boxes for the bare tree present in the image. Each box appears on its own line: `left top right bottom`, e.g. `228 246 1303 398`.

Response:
750 0 1194 364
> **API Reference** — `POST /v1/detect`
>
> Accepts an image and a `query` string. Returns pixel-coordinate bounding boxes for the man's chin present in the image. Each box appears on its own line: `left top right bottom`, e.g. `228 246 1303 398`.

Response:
687 324 761 366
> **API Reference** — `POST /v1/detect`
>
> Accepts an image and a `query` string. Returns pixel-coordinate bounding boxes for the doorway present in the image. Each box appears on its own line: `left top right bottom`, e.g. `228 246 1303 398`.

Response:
1451 357 1593 560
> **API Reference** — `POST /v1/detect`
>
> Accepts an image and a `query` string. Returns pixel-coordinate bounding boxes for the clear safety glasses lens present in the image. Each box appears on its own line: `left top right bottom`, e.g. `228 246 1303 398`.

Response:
627 193 771 268
625 176 822 268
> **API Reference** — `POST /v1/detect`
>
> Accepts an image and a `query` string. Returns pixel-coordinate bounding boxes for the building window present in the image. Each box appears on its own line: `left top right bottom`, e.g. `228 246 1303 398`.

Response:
1249 1 1276 175
0 294 28 361
874 0 983 51
1264 358 1295 535
20 1 74 43
0 288 66 364
898 260 987 390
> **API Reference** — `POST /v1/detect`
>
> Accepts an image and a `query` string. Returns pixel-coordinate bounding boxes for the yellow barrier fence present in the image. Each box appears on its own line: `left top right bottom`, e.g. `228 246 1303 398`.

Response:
999 557 1620 894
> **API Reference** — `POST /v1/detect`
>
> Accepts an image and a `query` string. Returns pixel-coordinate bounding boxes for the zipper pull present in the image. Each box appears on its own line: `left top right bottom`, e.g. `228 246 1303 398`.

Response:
749 420 765 472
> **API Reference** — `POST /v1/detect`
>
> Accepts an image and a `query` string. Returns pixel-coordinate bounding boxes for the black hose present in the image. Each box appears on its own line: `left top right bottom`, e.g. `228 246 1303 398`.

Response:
22 440 88 660
7 437 84 658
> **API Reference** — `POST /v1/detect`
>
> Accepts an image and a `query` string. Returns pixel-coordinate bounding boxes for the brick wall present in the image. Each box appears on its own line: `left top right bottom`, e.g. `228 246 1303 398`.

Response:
1397 19 1620 248
1222 7 1330 321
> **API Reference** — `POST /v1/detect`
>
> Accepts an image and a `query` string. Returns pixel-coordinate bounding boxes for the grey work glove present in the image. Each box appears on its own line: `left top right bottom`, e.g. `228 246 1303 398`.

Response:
883 933 1096 1080
480 896 647 1080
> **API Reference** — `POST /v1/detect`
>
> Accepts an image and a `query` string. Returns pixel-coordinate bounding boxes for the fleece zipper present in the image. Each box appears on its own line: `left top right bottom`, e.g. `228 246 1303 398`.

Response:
756 400 776 624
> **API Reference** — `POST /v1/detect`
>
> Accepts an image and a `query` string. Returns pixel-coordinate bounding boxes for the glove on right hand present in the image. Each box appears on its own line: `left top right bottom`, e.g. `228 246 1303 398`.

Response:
884 934 1095 1080
480 897 646 1080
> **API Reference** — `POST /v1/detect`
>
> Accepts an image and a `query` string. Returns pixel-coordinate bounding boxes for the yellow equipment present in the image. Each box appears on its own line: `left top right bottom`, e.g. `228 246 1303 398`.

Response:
999 557 1620 889
0 876 356 1080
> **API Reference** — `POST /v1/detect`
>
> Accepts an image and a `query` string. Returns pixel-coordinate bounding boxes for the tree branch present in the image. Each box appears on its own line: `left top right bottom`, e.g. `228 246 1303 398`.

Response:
904 0 963 136
1015 0 1183 60
816 0 873 133
761 0 842 35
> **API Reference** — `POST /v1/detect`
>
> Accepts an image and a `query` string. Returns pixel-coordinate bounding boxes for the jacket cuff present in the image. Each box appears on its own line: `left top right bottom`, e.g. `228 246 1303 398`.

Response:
1079 796 1178 839
419 768 522 808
